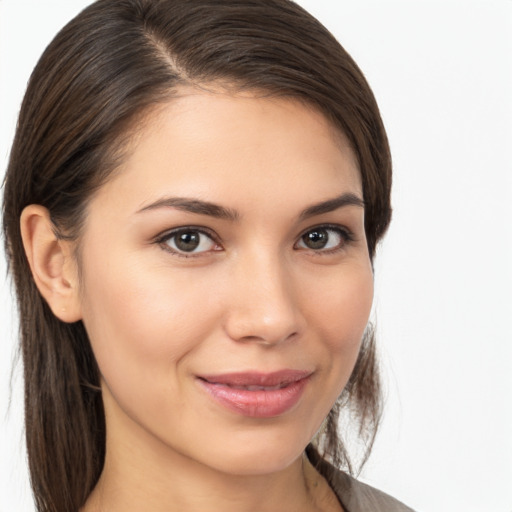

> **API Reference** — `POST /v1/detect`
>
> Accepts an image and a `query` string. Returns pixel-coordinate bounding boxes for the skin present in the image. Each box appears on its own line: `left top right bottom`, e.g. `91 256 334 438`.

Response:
21 89 374 512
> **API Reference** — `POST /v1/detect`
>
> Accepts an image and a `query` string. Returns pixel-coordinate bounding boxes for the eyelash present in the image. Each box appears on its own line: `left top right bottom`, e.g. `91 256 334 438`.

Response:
154 224 355 258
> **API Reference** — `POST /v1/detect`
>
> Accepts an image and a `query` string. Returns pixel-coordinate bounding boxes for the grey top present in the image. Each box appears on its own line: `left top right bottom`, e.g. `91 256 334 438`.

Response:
327 466 415 512
311 450 415 512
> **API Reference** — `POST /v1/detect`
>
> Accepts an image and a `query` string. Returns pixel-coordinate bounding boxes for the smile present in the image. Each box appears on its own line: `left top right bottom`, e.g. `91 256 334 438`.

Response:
197 370 312 418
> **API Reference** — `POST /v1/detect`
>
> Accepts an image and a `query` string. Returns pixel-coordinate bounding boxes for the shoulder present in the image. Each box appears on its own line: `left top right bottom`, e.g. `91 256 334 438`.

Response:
328 468 415 512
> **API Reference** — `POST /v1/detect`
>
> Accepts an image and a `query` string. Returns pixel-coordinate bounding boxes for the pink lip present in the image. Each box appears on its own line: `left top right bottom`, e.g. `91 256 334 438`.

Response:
197 370 312 418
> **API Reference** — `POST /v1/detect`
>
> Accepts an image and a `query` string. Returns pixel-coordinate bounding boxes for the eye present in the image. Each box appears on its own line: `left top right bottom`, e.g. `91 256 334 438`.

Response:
295 225 352 252
158 228 220 256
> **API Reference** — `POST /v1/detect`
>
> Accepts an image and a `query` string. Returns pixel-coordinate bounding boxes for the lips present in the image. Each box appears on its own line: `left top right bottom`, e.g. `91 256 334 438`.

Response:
197 370 311 418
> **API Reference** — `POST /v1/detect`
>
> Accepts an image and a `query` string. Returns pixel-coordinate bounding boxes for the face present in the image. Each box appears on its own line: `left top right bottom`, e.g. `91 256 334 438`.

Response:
76 89 374 476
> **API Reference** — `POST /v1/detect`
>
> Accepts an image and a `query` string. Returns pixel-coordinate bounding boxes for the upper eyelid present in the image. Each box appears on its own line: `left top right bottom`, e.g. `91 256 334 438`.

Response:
155 225 219 243
297 223 354 239
154 222 351 236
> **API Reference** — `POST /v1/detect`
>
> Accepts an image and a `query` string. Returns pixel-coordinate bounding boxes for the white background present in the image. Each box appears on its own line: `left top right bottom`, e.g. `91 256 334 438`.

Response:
1 1 511 511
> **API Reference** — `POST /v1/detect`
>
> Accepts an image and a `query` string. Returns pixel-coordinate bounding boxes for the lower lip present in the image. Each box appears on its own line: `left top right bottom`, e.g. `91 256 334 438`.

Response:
198 377 309 418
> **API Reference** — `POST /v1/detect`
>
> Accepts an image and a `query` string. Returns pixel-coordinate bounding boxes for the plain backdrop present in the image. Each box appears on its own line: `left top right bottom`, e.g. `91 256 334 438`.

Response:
1 1 511 511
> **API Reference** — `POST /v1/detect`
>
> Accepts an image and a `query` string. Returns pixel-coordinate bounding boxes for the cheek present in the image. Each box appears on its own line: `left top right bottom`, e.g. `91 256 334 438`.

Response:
303 260 374 396
309 261 373 348
79 254 221 397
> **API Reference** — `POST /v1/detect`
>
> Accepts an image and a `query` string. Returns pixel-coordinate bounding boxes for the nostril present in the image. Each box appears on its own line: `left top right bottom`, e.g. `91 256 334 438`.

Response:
234 329 299 347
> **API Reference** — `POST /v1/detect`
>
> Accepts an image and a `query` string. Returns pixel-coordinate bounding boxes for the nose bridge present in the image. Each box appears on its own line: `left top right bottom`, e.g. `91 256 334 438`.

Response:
224 246 301 345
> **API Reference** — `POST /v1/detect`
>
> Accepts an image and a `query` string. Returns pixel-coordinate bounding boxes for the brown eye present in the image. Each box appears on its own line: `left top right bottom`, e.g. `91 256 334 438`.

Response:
174 231 201 252
302 229 329 249
163 229 218 254
296 227 349 252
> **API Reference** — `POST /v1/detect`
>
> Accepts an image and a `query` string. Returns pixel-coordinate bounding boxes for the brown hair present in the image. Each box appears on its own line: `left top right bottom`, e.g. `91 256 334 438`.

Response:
2 1 391 511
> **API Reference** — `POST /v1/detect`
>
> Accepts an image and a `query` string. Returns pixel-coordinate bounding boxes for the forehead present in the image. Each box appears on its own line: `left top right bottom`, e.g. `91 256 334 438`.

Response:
89 89 362 217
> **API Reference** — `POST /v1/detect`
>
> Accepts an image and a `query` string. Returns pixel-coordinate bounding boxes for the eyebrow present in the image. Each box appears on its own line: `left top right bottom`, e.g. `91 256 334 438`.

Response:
137 197 240 220
299 193 365 219
136 193 364 221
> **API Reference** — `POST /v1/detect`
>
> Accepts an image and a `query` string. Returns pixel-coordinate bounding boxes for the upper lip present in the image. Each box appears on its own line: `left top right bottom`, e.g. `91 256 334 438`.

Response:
198 369 312 388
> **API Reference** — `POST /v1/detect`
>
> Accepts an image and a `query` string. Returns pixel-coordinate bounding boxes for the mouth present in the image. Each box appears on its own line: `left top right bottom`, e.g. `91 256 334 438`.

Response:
197 370 312 418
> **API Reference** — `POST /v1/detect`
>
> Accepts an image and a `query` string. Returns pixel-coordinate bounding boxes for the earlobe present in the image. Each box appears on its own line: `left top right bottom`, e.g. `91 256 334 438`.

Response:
20 205 82 323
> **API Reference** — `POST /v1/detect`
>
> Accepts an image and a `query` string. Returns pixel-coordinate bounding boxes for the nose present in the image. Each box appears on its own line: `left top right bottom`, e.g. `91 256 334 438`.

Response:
223 252 303 346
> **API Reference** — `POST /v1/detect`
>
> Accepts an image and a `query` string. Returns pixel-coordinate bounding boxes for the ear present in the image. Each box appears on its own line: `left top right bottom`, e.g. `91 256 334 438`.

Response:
20 205 82 323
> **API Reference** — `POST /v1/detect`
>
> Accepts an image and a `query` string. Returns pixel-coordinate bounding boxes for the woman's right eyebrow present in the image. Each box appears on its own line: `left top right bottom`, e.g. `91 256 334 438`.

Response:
136 197 240 221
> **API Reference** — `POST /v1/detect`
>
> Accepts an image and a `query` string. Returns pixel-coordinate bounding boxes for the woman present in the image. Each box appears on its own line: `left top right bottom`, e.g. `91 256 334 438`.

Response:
2 0 414 511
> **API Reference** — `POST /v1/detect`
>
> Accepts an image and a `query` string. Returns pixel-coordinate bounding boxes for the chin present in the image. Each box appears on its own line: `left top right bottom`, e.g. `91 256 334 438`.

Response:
209 446 304 477
187 424 316 477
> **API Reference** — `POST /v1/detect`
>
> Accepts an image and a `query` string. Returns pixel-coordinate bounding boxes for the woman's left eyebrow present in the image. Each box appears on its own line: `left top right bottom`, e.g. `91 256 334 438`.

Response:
299 193 365 219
